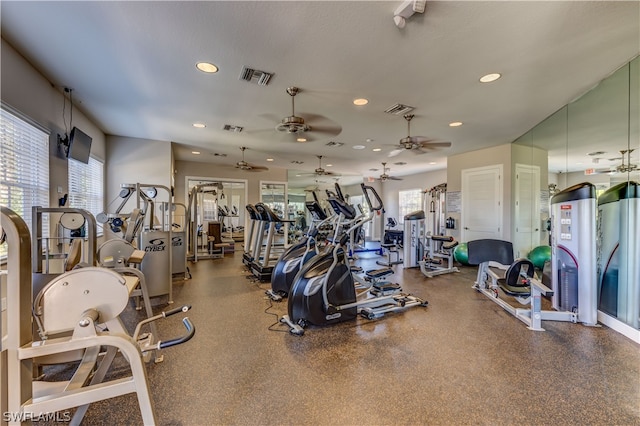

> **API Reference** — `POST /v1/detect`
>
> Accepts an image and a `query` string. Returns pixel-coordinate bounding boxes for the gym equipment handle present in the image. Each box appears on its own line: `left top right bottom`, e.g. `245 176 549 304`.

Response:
163 305 191 317
360 183 384 211
159 317 195 349
334 182 346 202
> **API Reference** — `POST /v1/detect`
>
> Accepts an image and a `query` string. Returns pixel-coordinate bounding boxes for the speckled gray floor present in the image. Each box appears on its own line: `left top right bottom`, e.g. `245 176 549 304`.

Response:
37 249 640 425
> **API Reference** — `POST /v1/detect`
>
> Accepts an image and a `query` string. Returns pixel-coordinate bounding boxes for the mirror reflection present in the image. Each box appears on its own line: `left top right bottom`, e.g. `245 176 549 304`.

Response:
513 56 639 331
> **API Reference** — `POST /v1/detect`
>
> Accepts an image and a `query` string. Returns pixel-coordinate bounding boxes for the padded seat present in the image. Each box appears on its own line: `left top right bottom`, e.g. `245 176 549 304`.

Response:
442 240 458 250
497 258 534 297
366 268 394 279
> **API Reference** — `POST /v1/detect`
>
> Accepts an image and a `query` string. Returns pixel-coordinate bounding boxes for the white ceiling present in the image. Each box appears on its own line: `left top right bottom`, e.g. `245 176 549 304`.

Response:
2 1 639 187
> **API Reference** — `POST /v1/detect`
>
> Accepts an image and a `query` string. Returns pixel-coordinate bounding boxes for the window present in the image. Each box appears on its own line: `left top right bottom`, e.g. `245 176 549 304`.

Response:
398 189 423 223
1 106 50 258
68 156 104 235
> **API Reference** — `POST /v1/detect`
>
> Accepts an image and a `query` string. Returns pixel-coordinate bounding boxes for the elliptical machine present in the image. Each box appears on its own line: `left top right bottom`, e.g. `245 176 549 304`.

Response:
281 184 428 335
267 192 334 301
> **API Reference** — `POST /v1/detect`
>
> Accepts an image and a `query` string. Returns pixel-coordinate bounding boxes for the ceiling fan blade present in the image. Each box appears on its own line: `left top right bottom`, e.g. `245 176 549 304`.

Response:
412 147 429 155
408 136 432 143
388 149 404 158
247 166 268 172
418 141 452 149
389 176 403 181
299 113 342 137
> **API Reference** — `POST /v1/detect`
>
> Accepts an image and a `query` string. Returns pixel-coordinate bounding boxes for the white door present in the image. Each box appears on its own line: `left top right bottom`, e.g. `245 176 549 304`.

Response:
513 164 541 258
461 165 503 242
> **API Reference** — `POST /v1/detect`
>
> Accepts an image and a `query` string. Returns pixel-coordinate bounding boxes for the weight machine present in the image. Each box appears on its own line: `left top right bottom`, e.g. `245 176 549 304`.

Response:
185 182 228 262
1 206 195 425
469 182 598 331
98 183 176 301
419 183 459 277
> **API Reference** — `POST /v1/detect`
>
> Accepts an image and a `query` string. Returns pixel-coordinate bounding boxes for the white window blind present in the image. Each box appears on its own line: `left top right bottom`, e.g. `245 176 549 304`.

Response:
1 106 50 258
398 189 423 223
68 157 104 235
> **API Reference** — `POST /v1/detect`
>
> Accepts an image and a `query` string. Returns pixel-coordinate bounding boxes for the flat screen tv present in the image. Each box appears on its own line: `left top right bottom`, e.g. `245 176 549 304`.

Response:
68 127 92 164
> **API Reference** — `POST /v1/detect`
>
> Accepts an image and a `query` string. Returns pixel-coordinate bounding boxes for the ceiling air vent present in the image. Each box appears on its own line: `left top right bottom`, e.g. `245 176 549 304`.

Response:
290 160 304 165
384 103 415 115
213 153 227 157
239 66 273 86
222 124 244 132
326 141 344 147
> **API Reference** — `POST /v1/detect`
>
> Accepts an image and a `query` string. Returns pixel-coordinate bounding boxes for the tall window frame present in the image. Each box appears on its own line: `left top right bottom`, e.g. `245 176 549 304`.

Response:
398 188 423 224
68 156 104 235
1 104 50 259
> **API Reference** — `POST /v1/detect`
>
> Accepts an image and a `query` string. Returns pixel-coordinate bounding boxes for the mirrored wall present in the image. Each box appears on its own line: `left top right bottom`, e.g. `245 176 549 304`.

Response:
513 56 639 333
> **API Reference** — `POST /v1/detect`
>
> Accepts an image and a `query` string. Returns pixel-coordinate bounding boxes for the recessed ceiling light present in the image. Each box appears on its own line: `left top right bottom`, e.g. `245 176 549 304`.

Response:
196 62 218 73
192 151 201 155
429 161 436 165
353 145 365 150
373 148 382 152
353 98 369 106
326 164 333 167
266 158 274 162
192 123 206 128
449 121 463 127
295 174 301 177
479 73 501 83
296 137 307 142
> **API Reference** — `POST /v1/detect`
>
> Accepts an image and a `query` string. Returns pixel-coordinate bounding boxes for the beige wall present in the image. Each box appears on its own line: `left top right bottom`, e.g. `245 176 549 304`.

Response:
174 160 287 206
1 38 106 209
446 143 512 241
174 159 287 236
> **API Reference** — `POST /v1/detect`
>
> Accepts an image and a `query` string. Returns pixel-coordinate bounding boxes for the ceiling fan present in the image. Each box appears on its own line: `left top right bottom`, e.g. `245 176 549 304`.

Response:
273 87 342 142
378 162 402 182
591 149 638 175
235 147 268 172
389 114 452 157
300 155 339 177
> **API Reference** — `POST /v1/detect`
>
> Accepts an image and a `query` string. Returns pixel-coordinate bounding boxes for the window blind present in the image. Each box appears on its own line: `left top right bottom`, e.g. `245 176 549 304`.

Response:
1 106 50 258
398 189 423 223
68 157 104 235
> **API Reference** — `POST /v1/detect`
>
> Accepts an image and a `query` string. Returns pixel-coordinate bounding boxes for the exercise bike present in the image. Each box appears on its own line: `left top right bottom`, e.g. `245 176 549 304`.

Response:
281 184 428 336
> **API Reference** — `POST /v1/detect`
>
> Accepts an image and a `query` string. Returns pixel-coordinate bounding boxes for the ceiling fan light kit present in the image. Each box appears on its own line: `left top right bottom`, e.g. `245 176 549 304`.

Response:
388 113 452 157
271 87 341 143
378 162 403 181
235 146 268 172
276 87 311 134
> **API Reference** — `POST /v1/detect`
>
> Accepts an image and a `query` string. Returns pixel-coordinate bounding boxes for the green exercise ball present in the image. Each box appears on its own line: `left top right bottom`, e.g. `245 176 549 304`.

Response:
454 242 469 266
528 245 551 269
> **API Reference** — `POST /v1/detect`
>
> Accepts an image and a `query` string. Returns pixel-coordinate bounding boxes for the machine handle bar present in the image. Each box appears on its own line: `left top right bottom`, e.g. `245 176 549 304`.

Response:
163 305 192 317
158 317 195 349
360 183 384 212
133 305 191 341
334 182 346 202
